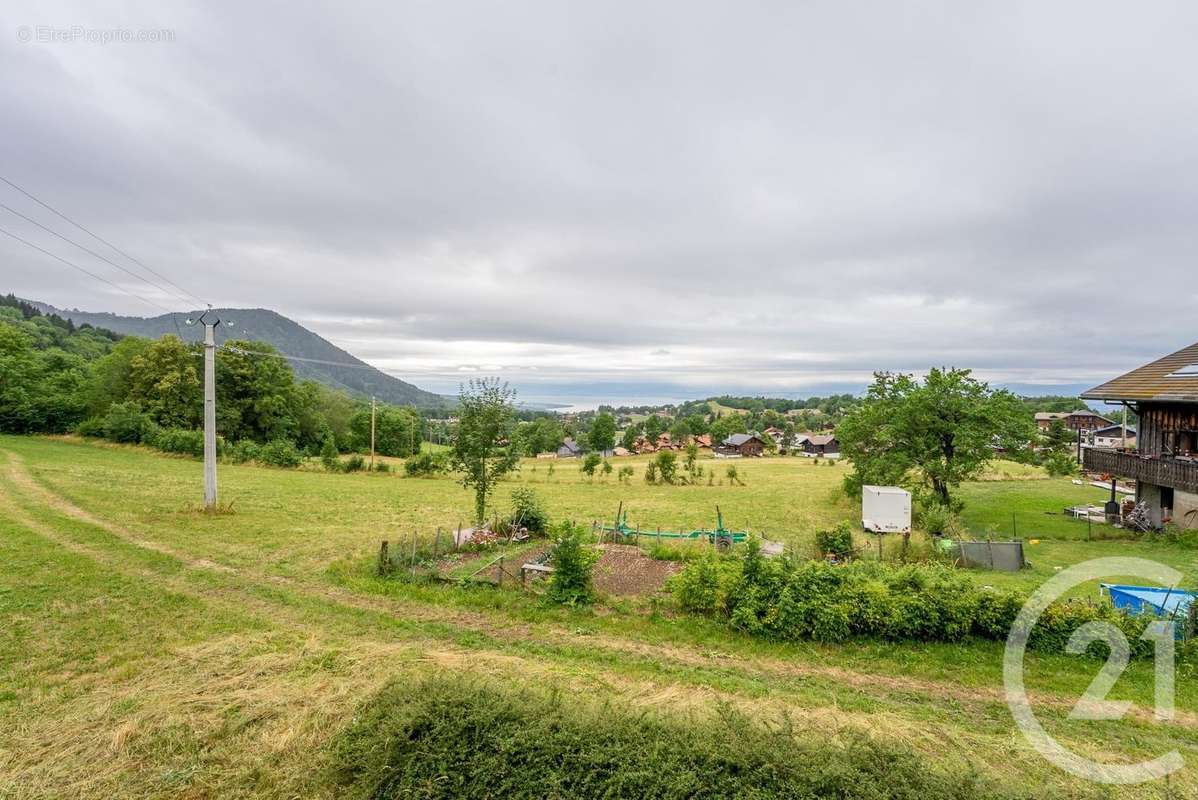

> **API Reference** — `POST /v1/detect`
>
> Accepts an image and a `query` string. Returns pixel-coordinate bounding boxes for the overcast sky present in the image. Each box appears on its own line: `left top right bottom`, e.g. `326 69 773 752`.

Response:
3 2 1196 404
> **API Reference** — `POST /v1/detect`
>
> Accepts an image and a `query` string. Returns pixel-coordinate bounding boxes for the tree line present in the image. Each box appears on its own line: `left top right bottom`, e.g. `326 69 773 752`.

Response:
0 297 422 457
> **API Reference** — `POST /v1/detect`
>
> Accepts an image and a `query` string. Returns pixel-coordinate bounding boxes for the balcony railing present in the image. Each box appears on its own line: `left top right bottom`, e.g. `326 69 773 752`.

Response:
1084 448 1198 494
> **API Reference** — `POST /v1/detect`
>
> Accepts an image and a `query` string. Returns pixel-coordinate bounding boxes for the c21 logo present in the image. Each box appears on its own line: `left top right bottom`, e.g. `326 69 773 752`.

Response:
1004 558 1183 784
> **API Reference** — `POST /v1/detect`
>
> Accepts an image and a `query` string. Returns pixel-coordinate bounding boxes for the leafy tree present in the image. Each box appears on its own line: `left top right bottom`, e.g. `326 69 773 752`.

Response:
350 403 421 457
320 435 340 471
129 335 201 429
654 450 678 484
581 452 601 478
216 340 298 442
547 524 598 605
621 423 642 451
588 412 617 453
838 368 1034 508
709 413 746 444
85 335 150 417
601 459 613 479
643 414 666 442
514 416 565 456
449 378 519 523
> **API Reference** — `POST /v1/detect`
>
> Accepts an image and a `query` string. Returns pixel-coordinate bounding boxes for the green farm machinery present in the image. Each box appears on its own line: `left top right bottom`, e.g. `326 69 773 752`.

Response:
601 504 749 551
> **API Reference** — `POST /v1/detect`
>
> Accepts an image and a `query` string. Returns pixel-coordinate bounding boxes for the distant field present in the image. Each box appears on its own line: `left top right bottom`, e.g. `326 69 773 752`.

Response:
2 435 1196 798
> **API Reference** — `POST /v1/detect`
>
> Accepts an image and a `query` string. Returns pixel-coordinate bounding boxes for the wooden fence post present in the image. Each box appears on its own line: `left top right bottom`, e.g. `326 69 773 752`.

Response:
498 555 505 587
378 540 390 575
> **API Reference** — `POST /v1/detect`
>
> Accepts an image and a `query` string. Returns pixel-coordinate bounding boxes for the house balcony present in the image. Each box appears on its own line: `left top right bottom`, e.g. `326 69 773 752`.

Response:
1083 448 1198 495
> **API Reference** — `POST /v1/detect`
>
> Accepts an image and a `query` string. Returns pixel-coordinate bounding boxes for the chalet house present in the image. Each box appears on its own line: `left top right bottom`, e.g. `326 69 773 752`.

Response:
693 434 713 449
763 426 785 442
556 438 583 458
717 433 767 457
803 434 840 457
1082 342 1198 529
1035 410 1113 433
1090 424 1136 450
612 446 632 457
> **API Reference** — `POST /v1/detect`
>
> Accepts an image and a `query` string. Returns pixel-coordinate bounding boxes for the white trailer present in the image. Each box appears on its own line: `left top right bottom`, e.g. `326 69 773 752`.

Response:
862 486 911 533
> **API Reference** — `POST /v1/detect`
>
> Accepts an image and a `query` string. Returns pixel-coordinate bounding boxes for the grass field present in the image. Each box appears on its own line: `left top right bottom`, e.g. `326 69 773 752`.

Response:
2 435 1196 798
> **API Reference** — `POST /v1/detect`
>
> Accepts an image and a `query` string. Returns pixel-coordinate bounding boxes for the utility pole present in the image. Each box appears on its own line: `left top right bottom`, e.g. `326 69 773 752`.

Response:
370 395 376 470
188 309 224 511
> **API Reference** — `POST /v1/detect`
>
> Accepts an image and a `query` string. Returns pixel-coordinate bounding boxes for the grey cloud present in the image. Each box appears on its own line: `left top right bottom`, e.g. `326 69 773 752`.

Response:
3 1 1196 403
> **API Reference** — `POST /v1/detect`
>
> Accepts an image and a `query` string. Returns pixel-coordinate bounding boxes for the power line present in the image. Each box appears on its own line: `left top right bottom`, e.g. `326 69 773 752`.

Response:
0 223 178 315
0 173 207 307
219 344 382 370
0 200 198 311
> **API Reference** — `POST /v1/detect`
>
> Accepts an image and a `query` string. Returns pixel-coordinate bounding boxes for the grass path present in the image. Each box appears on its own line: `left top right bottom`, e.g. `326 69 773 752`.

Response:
1 437 1195 798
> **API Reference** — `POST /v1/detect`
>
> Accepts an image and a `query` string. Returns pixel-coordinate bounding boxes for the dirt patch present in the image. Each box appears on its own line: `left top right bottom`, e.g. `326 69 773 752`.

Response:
592 544 681 597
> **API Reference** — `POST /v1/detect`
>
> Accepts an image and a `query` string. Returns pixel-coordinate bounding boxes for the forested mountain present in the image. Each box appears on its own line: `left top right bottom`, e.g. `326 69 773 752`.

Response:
27 300 446 407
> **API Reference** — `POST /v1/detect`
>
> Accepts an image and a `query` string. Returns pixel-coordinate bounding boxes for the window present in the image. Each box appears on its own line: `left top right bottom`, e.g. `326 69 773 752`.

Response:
1165 363 1198 378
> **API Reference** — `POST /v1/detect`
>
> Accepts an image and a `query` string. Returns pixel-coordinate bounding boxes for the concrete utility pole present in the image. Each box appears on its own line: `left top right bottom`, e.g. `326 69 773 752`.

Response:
189 309 223 510
370 395 376 470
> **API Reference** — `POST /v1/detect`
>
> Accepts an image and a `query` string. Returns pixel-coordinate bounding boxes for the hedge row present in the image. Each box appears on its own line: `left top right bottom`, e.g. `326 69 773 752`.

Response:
671 541 1175 658
330 675 1038 800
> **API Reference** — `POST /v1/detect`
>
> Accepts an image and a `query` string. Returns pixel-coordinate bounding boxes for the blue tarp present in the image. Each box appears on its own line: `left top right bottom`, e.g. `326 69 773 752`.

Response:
1100 584 1195 618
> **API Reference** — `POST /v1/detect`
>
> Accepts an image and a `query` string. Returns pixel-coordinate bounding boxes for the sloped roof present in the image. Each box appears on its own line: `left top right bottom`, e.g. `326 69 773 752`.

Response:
1081 342 1198 403
723 433 763 446
1092 424 1136 436
807 434 838 446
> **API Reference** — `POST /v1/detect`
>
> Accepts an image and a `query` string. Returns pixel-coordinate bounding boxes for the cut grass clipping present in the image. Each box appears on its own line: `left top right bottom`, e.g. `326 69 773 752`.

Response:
330 676 1041 800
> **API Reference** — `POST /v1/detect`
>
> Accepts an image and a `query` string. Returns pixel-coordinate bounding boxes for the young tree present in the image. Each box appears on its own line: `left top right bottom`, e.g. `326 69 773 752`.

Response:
838 368 1034 508
588 412 617 453
449 378 519 523
581 452 601 479
621 423 642 452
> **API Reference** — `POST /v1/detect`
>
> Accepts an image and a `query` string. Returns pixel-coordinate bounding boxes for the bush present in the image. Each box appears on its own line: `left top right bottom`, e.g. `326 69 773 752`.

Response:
258 438 303 468
508 487 550 534
102 401 155 443
654 451 678 484
581 452 601 478
404 451 449 477
320 436 340 471
152 427 204 457
644 461 658 484
915 500 953 536
547 523 599 605
373 461 390 473
331 676 1025 800
75 416 105 438
227 440 260 464
341 454 366 472
814 522 855 559
671 551 1170 658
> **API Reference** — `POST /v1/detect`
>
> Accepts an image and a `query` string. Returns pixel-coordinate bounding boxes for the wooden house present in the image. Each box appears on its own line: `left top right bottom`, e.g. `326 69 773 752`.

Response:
556 438 583 458
1082 342 1198 528
802 434 840 456
717 433 767 457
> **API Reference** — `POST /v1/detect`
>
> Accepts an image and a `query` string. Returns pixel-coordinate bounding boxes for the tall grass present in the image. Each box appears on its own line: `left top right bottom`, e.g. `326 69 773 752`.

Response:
330 675 1044 800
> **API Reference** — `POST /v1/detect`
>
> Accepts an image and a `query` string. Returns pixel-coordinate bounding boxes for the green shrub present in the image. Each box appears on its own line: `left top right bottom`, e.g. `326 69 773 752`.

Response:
547 523 599 605
75 416 105 438
102 401 155 443
581 452 601 478
330 675 1026 800
373 461 390 473
227 440 260 464
404 451 449 477
644 461 658 484
320 436 340 471
814 521 854 559
508 487 550 534
341 454 366 472
152 427 204 457
654 451 677 484
258 438 302 468
671 551 1167 657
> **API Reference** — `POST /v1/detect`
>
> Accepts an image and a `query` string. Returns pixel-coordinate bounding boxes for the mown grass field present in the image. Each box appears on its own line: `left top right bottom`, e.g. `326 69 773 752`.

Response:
2 435 1196 798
